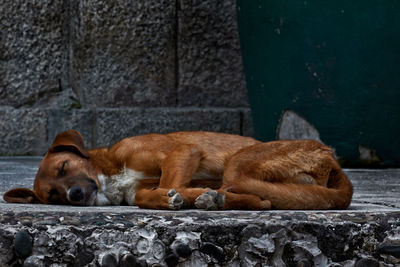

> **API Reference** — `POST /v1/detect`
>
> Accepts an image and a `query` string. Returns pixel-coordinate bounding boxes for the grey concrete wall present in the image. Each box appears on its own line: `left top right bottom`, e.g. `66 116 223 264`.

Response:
0 0 252 155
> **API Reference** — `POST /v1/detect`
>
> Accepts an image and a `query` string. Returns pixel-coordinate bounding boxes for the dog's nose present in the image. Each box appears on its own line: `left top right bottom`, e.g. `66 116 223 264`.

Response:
68 185 84 202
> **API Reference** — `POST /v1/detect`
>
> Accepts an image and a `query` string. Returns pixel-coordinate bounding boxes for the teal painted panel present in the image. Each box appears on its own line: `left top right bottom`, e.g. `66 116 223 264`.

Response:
237 0 400 165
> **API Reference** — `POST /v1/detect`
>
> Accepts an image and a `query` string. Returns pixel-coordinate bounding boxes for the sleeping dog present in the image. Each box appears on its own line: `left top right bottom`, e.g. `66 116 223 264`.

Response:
3 130 353 210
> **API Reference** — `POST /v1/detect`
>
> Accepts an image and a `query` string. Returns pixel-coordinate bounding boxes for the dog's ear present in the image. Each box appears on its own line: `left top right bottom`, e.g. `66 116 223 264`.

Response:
48 130 89 158
3 188 40 204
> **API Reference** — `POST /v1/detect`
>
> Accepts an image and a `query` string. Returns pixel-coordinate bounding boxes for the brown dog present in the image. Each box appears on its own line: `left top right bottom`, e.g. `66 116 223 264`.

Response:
3 130 352 210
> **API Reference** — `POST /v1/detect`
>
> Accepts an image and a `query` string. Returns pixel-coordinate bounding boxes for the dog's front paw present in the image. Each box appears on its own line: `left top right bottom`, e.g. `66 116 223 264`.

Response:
168 189 184 210
195 190 225 210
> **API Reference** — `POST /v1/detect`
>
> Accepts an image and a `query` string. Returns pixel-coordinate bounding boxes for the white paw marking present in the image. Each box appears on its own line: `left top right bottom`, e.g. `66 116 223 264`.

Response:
168 189 184 210
195 190 224 210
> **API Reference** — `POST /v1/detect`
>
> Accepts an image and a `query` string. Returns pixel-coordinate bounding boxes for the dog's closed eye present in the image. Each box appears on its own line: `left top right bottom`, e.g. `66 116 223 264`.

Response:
58 161 68 176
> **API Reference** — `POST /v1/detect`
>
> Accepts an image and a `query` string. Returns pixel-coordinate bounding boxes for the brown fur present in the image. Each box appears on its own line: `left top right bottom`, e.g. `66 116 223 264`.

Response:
220 140 353 209
3 130 352 210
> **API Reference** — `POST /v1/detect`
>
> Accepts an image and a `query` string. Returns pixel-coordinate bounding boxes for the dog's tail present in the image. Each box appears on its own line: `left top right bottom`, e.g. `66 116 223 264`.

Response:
325 167 353 209
235 166 353 210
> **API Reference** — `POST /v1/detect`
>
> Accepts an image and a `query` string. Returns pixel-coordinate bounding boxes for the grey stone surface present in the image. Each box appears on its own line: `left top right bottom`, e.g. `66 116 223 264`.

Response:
70 0 177 108
94 107 245 148
241 108 254 137
177 0 249 107
0 205 398 266
0 107 253 155
0 0 252 156
13 230 33 258
0 109 48 155
0 158 399 266
277 110 323 143
1 0 249 110
47 108 96 149
350 169 400 209
30 87 80 109
0 0 69 108
0 158 38 196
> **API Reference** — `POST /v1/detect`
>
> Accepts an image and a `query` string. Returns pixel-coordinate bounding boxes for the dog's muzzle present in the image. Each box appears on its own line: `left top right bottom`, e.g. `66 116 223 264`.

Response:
66 179 98 206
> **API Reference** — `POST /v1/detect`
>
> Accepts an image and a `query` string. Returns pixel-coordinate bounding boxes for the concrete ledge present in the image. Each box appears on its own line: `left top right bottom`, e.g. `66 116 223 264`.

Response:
0 158 399 266
1 207 399 266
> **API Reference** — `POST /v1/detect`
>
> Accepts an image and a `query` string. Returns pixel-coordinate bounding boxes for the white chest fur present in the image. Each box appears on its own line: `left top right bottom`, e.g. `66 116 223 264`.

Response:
95 166 151 206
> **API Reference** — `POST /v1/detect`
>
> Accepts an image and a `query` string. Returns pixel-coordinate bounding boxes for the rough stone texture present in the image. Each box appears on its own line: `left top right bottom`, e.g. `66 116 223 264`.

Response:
0 158 38 199
0 208 398 266
0 0 253 155
277 110 323 143
0 0 250 110
177 0 249 107
30 87 80 109
241 108 254 137
349 169 400 209
47 108 96 149
0 108 48 155
0 107 253 155
94 108 246 148
0 0 69 108
70 0 177 108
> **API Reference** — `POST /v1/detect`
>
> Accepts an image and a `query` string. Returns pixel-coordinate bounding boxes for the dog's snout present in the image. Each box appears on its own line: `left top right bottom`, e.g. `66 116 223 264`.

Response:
65 178 98 205
68 185 84 202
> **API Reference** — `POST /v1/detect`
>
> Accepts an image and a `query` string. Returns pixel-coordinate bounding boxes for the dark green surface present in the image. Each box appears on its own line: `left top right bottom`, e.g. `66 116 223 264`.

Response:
237 0 400 165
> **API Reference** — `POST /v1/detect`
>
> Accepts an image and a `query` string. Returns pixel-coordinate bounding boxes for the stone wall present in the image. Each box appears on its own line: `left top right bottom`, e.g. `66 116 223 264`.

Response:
0 0 251 155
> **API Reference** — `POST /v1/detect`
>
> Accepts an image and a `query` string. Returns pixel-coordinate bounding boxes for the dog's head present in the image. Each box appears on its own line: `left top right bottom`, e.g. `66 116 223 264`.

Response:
3 130 99 205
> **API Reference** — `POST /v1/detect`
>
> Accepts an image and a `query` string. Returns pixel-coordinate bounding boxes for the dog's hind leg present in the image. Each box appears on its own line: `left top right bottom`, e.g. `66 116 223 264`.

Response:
215 141 352 210
220 165 352 210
